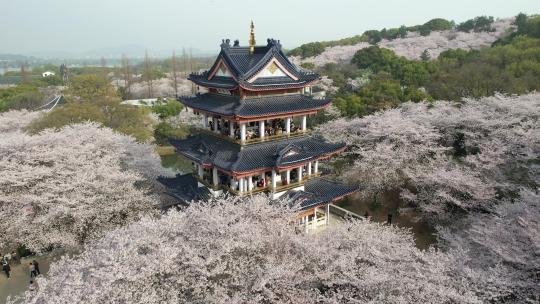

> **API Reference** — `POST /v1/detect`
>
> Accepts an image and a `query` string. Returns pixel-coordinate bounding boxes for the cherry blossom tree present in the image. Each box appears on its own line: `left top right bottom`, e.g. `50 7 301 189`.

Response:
318 93 539 302
439 189 540 302
319 93 540 216
292 18 514 67
0 112 167 252
0 110 40 133
10 196 494 304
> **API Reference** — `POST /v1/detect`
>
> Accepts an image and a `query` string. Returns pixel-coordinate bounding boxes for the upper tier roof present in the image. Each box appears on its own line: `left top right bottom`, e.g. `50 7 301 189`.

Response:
169 133 345 176
189 39 320 91
179 93 331 120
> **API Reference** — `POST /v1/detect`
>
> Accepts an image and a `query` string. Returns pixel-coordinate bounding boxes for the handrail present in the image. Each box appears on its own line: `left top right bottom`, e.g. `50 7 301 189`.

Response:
192 171 322 197
197 128 309 145
270 172 321 192
328 204 364 220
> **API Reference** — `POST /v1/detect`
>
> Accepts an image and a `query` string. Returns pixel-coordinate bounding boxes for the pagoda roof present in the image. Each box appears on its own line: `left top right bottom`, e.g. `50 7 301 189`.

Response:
157 173 211 204
286 179 363 210
169 133 345 176
189 39 320 91
179 93 331 120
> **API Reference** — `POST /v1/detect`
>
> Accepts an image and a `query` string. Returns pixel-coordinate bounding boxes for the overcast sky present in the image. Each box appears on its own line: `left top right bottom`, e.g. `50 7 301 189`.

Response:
2 0 540 56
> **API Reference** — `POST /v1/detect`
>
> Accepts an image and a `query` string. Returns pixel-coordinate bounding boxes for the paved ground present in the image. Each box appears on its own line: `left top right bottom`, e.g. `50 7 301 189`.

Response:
0 255 53 304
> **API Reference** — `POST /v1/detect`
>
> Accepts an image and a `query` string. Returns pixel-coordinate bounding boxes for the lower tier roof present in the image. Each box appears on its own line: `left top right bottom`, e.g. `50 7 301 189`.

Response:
179 93 331 120
286 178 363 210
169 133 345 175
157 173 211 204
157 174 362 211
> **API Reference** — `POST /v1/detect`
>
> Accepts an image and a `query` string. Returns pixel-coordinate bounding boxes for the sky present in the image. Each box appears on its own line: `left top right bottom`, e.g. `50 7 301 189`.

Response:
2 0 540 57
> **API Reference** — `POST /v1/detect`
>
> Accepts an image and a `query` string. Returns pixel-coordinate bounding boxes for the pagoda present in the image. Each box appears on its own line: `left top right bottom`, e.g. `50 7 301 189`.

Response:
160 23 361 230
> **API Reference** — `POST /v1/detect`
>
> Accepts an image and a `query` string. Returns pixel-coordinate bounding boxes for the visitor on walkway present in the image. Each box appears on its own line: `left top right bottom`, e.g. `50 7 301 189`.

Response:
29 262 37 278
29 280 36 291
33 260 40 275
2 261 11 278
3 252 11 264
10 251 18 264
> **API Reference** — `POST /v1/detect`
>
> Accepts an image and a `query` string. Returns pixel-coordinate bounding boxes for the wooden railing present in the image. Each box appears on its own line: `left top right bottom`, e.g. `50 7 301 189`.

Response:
270 172 321 192
193 172 322 196
328 204 364 220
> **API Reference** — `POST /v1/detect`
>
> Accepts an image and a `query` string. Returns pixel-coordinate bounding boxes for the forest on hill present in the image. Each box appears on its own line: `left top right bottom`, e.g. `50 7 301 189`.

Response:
296 13 540 117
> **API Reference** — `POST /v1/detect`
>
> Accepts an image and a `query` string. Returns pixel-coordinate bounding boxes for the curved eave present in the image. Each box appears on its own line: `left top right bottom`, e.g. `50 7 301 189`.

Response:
173 145 346 178
234 100 332 122
178 97 332 122
173 150 212 168
275 145 346 171
239 78 320 92
189 77 239 90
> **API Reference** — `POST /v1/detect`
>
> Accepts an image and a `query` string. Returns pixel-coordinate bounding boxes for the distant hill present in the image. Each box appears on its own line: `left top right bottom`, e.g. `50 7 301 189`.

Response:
0 53 37 61
290 17 515 67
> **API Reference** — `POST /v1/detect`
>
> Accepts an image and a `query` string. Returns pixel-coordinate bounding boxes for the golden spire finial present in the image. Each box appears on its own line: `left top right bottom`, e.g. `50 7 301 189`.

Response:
249 20 256 54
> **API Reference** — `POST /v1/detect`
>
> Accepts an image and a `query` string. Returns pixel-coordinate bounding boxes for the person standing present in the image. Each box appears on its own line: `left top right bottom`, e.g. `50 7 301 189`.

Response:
29 262 36 278
33 260 40 275
3 252 11 264
2 261 11 278
10 251 18 264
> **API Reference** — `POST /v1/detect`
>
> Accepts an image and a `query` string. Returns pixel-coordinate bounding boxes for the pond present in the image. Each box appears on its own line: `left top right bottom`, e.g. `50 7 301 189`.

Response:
337 190 437 250
157 145 192 174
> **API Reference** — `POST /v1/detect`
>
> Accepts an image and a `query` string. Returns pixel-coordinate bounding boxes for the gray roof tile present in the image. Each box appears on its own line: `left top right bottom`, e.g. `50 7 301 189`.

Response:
179 93 331 118
169 133 345 173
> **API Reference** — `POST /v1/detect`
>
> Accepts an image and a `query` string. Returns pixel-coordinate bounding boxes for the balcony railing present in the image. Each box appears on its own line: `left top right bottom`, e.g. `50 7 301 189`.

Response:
198 128 309 145
193 172 322 196
270 172 321 192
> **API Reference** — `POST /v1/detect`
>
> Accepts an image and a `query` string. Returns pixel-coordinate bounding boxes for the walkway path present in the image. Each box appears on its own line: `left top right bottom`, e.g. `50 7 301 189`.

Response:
0 255 53 304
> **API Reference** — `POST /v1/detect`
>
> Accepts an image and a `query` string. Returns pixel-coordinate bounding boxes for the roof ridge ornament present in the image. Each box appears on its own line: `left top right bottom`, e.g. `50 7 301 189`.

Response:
249 20 256 55
221 39 231 50
267 38 282 50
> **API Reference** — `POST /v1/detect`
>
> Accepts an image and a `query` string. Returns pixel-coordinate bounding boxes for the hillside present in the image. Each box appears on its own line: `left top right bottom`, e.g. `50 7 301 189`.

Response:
291 17 514 67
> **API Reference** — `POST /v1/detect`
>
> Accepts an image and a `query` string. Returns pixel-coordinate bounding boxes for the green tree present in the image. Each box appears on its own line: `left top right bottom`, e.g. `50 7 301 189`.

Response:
398 25 408 38
154 122 189 143
6 91 44 110
65 74 118 103
29 74 154 141
0 85 42 112
352 46 397 72
152 99 183 119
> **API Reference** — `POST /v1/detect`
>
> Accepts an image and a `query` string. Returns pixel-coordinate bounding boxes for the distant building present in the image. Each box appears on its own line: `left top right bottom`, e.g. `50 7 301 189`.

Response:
42 71 55 77
121 98 159 107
